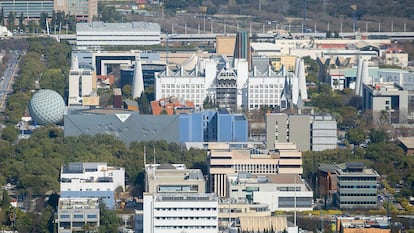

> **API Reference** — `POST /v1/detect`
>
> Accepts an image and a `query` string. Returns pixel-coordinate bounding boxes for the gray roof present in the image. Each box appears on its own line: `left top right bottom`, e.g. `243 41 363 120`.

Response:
76 22 160 33
64 111 181 145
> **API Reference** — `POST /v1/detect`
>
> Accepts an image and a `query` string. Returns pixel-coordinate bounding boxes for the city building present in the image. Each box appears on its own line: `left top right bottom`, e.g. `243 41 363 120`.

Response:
57 198 100 233
266 113 337 152
207 142 302 197
155 55 307 111
64 109 248 146
0 0 53 19
144 164 206 194
335 162 380 210
317 163 338 200
60 162 125 209
362 82 412 124
227 173 313 211
143 193 219 233
68 56 96 106
397 137 414 155
76 22 161 47
150 97 195 115
335 216 390 233
54 0 97 21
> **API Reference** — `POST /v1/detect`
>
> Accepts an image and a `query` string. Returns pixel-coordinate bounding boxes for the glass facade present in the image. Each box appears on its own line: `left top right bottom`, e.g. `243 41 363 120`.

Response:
0 1 53 18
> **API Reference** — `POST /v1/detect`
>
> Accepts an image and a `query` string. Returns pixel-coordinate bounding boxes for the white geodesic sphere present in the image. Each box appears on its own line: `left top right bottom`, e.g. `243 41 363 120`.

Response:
29 89 65 125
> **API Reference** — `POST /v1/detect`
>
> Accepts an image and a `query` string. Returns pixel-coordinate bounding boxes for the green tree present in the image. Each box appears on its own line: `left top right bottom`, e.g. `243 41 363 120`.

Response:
0 7 4 25
346 128 366 145
0 190 10 209
101 6 122 23
18 13 23 30
137 91 151 114
98 202 120 233
369 128 389 143
1 125 18 142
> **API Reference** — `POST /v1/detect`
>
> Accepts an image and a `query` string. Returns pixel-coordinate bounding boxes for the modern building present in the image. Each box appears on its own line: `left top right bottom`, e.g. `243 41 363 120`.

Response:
145 164 206 194
335 216 390 233
362 82 411 124
54 0 97 21
76 22 161 47
0 0 53 19
335 162 380 210
57 198 100 233
143 193 219 233
266 113 337 152
227 173 313 211
68 56 96 106
207 142 302 197
60 162 125 209
317 163 338 200
155 55 307 111
64 109 248 146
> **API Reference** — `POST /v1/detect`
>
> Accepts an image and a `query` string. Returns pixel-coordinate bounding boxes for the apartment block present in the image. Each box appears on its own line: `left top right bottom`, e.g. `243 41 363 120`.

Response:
57 198 100 233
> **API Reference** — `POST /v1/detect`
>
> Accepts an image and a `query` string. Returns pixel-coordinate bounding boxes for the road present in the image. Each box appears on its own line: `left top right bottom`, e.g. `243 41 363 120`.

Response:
0 51 20 112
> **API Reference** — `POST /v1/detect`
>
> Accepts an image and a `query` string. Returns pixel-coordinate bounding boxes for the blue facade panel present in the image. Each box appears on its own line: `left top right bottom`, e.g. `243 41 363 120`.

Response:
217 114 234 142
203 111 218 142
60 191 115 209
179 113 203 143
234 115 248 142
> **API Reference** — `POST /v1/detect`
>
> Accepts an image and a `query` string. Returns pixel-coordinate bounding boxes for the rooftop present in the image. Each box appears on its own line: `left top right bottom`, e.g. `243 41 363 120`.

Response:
398 137 414 148
335 163 380 176
77 22 160 32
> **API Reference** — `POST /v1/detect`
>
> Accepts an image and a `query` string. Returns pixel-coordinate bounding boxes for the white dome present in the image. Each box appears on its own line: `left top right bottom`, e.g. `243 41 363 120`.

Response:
29 89 65 125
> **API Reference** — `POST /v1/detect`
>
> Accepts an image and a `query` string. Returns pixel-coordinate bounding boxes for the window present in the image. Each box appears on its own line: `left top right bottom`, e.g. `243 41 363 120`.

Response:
74 215 83 219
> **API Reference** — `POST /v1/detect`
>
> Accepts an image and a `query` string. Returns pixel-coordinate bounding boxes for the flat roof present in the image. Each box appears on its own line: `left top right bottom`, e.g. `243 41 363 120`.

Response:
77 22 160 32
398 137 414 149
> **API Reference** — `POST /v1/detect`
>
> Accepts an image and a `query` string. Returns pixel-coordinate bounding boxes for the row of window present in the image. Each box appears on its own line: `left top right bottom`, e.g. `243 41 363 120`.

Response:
155 226 217 229
249 84 284 88
339 185 376 189
340 201 377 205
155 208 217 211
60 214 97 219
161 84 205 88
155 217 216 220
338 177 377 181
339 193 376 197
162 89 204 93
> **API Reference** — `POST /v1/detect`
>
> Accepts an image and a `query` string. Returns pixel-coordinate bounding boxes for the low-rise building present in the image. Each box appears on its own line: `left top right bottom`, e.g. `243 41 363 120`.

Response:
145 163 206 194
60 162 125 209
227 173 313 211
336 162 380 210
57 198 100 233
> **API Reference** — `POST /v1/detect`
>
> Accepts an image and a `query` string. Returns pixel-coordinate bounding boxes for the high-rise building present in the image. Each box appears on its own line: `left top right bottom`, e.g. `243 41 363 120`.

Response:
266 113 337 152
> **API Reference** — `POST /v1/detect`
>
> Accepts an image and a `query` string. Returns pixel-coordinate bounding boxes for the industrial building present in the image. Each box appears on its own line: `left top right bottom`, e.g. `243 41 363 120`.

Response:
60 162 125 209
76 22 161 47
266 113 337 152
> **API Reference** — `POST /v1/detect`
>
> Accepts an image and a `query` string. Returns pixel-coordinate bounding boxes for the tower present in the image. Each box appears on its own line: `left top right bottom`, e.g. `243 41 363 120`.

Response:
132 57 144 100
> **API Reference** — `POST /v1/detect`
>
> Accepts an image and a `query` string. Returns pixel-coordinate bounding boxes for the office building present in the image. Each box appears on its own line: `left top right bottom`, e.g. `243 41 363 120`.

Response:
207 142 302 197
76 22 161 46
227 173 313 211
266 113 337 152
68 56 96 106
54 0 97 21
57 198 100 233
60 162 125 209
145 164 206 194
143 193 218 233
317 163 338 199
0 0 53 19
336 162 380 210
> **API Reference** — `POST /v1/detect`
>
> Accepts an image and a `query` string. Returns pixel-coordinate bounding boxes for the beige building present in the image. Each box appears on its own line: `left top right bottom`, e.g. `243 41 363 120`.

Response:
383 52 408 68
145 163 206 194
54 0 97 22
207 143 302 197
216 35 236 57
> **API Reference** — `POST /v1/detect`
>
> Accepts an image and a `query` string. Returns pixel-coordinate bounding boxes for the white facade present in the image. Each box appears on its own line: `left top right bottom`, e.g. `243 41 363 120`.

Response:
311 115 338 151
60 162 125 192
76 22 161 47
143 193 219 233
68 68 94 106
227 173 313 212
156 56 304 111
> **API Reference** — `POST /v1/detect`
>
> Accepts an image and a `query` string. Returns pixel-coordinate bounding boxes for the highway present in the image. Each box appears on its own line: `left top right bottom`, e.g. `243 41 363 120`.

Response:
0 51 20 112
